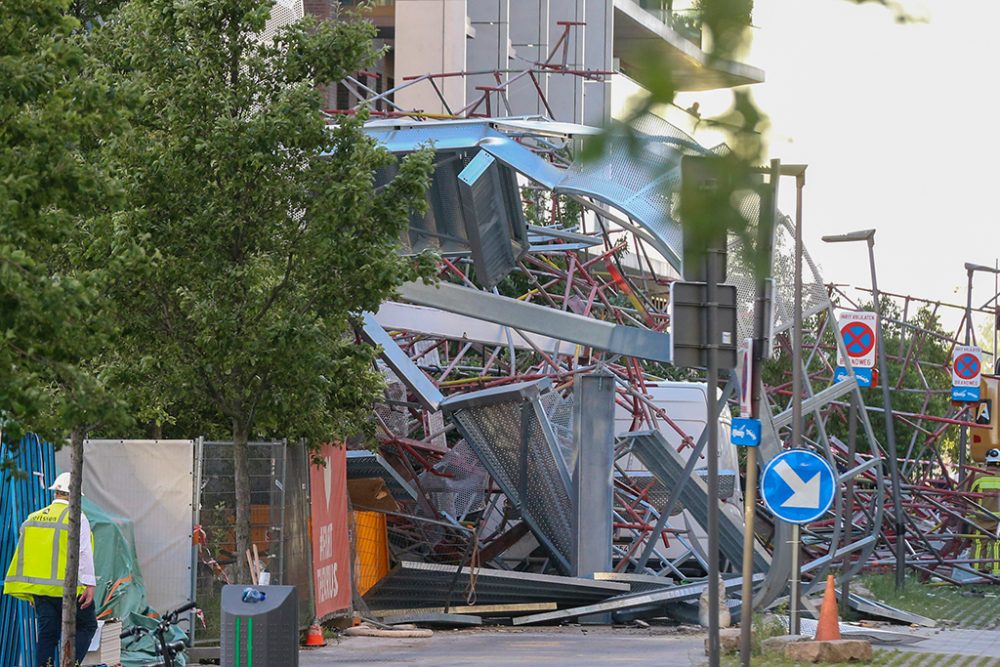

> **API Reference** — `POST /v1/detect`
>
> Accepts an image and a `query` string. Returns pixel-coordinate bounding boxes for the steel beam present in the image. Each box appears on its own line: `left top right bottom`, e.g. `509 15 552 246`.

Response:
512 575 764 626
572 371 616 623
360 312 445 411
772 378 857 430
399 281 673 363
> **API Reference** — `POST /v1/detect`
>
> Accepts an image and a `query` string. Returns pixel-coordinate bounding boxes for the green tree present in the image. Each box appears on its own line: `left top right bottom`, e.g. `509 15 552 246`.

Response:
1 1 130 662
92 0 434 582
761 301 955 460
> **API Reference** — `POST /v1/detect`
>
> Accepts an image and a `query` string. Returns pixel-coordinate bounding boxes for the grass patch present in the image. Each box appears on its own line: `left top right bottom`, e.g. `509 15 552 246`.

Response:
861 573 1000 629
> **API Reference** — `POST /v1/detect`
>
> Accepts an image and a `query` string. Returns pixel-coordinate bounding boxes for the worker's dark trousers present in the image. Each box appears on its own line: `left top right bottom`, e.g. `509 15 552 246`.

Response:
34 595 98 667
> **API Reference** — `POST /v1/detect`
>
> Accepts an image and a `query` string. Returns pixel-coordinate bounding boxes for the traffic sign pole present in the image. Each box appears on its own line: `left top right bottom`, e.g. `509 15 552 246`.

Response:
740 159 781 667
706 240 721 667
790 524 801 634
790 173 804 636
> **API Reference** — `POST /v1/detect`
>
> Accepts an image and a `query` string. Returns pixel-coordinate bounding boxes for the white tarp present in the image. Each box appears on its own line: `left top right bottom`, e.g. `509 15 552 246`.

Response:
57 439 195 613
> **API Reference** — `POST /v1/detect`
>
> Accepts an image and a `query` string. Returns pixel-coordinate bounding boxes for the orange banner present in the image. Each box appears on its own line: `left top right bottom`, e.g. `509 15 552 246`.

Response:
309 443 352 618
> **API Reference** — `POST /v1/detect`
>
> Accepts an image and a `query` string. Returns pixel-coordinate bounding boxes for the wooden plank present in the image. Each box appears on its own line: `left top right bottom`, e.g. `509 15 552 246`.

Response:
372 602 558 617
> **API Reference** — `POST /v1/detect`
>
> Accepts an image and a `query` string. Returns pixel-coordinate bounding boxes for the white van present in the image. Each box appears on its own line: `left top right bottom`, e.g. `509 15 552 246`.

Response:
614 381 744 568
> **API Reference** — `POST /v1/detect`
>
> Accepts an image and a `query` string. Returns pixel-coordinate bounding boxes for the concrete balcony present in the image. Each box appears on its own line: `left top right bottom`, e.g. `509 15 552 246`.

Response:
612 0 764 91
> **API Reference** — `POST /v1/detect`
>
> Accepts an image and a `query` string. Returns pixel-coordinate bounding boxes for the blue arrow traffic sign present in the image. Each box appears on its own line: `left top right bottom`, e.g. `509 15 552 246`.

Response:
760 449 836 524
731 417 761 447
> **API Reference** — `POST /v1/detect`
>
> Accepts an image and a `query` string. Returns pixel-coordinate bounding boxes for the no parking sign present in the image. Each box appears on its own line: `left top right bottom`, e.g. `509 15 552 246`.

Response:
836 312 877 369
952 345 982 402
835 311 877 388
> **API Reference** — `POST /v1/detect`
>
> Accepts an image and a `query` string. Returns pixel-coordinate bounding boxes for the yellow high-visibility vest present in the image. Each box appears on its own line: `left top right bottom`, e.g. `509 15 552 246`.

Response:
2 502 90 602
971 475 1000 518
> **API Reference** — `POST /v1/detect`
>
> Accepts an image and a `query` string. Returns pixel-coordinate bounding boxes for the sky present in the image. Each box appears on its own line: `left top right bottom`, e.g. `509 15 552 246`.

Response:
676 0 1000 333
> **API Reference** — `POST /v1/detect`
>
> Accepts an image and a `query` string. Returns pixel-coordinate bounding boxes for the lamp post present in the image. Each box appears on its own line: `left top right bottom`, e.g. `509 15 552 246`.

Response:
960 263 1000 486
822 229 906 591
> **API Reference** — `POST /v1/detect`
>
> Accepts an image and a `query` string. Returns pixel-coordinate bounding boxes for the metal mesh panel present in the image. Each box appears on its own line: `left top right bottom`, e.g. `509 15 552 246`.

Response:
195 441 287 644
374 364 412 437
561 137 684 266
541 390 576 472
769 215 829 335
727 205 830 343
281 441 314 630
448 396 575 573
261 0 304 44
418 440 488 521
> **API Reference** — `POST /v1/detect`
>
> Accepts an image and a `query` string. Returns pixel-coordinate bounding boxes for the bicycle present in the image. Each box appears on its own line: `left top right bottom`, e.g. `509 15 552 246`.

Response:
119 601 197 667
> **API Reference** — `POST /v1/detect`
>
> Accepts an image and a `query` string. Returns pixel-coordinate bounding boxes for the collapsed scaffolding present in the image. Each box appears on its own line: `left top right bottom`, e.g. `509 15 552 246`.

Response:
321 36 1000 624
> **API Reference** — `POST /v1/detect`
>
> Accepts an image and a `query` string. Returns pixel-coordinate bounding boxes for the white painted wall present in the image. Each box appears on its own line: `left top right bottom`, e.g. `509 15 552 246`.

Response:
394 0 469 115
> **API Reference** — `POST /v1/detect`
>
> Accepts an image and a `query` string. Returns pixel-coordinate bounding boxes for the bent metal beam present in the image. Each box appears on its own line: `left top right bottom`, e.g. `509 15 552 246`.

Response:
398 280 673 363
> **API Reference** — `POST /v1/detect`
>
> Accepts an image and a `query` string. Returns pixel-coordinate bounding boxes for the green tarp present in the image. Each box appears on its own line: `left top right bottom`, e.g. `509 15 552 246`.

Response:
86 499 188 666
88 498 148 622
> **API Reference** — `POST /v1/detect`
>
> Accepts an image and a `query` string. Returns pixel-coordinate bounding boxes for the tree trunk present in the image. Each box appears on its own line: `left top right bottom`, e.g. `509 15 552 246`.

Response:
233 419 252 584
60 429 84 667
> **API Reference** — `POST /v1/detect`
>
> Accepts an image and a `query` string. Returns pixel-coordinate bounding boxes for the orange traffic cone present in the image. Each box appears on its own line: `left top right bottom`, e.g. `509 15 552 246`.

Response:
814 574 841 641
303 620 328 647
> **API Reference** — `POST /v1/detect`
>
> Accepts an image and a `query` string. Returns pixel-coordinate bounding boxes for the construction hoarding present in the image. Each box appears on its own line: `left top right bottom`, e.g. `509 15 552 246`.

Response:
309 442 352 619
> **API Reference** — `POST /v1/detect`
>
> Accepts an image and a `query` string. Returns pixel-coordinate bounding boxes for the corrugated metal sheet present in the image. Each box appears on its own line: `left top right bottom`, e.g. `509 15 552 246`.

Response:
362 561 628 612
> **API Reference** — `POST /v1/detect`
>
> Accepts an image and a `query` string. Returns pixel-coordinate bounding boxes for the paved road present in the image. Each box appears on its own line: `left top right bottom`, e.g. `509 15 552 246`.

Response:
297 624 1000 666
299 627 707 667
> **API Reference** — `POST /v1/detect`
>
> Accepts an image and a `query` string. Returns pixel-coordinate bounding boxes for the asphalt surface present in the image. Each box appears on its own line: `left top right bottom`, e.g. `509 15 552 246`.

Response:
296 624 1000 666
298 626 708 666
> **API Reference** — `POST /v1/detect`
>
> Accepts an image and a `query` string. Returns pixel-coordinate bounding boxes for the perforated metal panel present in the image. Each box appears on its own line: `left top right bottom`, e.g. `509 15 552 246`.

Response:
418 439 488 521
457 151 528 288
541 390 576 472
726 209 828 344
441 380 574 573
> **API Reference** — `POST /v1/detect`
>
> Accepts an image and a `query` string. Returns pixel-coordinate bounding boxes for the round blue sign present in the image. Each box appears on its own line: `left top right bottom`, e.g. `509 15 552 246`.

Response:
760 449 836 525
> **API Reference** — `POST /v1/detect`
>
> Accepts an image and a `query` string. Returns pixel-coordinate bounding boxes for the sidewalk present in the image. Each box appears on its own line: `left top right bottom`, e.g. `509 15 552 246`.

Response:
299 626 708 667
893 627 1000 660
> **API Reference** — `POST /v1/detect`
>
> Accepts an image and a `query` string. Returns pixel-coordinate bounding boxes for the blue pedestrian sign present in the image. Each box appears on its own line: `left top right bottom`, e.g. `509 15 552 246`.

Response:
952 386 981 402
731 417 761 447
761 450 836 525
834 366 873 388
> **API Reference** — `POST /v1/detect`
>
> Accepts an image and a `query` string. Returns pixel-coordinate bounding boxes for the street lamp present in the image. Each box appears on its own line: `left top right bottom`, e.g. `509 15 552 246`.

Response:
822 228 907 591
960 263 1000 486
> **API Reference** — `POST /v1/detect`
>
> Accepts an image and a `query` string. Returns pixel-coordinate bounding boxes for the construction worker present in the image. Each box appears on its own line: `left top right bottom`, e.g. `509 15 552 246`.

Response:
3 472 97 666
970 448 1000 575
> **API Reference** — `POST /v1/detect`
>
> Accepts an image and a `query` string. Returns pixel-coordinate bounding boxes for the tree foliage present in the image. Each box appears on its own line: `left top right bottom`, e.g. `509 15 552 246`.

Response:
1 2 132 661
0 0 128 448
762 300 956 459
91 0 433 580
